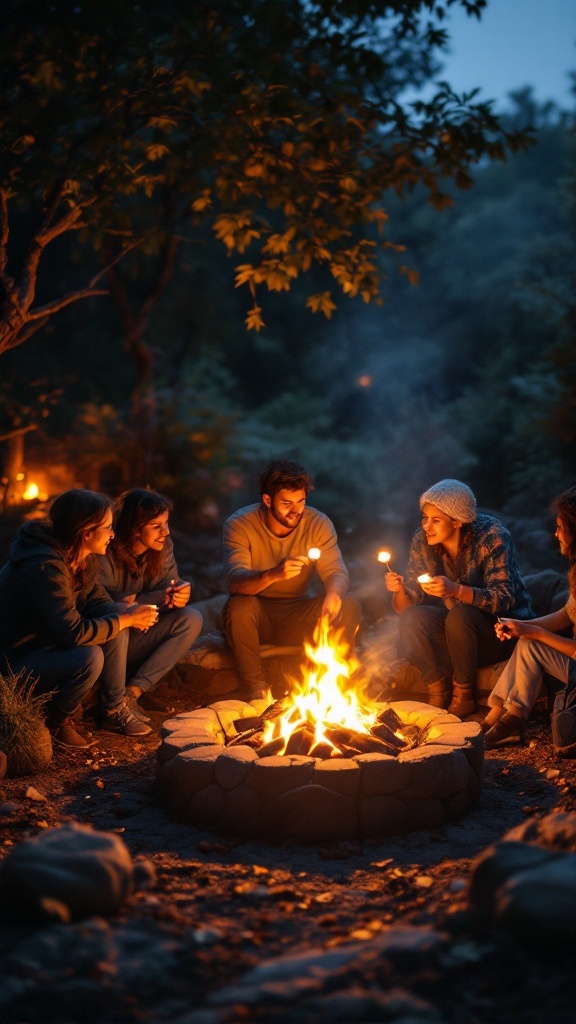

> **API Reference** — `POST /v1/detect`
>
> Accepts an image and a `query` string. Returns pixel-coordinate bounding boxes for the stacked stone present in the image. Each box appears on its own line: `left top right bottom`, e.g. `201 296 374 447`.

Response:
156 700 483 842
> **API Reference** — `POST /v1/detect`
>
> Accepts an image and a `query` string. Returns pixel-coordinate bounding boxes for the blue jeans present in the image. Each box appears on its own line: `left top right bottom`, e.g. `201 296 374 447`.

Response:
97 606 202 710
489 637 570 719
3 646 104 725
398 602 517 688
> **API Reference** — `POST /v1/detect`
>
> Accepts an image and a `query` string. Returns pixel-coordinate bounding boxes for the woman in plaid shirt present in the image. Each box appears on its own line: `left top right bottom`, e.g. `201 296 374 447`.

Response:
385 479 532 717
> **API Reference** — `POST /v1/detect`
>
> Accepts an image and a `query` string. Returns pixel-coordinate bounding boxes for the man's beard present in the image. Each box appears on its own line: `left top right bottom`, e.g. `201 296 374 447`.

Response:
269 504 302 532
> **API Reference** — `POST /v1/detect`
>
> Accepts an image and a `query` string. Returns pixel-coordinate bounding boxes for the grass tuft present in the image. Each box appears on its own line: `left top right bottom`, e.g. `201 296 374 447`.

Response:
0 669 53 776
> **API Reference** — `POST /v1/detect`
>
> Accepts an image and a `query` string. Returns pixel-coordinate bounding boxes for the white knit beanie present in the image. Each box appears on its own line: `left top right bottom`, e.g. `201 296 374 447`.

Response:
419 479 477 523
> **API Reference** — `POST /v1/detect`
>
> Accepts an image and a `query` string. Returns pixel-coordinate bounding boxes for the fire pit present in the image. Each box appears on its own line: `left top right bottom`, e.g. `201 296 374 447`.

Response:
156 624 483 842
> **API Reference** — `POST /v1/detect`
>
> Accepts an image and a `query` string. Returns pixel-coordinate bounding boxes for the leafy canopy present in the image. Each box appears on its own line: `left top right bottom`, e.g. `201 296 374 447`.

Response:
0 0 531 351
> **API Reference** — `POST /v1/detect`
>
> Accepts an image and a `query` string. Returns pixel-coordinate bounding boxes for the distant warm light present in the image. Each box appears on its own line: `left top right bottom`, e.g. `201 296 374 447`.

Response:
308 547 321 562
23 482 39 500
16 472 25 482
357 375 372 388
418 573 432 584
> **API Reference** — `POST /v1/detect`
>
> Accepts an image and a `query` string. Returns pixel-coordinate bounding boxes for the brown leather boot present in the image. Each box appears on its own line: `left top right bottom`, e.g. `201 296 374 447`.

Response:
448 682 477 718
427 679 451 709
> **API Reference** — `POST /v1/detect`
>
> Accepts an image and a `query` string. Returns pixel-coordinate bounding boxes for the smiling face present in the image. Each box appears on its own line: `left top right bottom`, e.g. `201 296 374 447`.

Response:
263 488 307 536
82 509 115 558
421 502 463 552
132 511 170 556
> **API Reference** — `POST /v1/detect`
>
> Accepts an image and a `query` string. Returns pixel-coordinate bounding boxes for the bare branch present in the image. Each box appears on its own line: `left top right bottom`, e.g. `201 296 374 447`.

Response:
0 424 38 443
28 288 109 319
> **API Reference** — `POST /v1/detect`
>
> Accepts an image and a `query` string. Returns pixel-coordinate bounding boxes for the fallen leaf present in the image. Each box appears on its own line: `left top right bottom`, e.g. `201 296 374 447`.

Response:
415 875 434 888
25 786 46 802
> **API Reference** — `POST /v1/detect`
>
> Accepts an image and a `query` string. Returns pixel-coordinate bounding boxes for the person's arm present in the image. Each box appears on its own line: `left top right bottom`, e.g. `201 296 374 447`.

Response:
496 605 576 658
385 572 417 613
223 516 308 595
26 559 121 648
135 539 191 607
227 559 309 595
458 524 523 614
388 531 427 614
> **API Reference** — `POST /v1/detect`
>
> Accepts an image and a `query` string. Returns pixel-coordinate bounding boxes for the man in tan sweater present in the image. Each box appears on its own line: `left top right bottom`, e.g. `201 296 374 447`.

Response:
223 459 362 699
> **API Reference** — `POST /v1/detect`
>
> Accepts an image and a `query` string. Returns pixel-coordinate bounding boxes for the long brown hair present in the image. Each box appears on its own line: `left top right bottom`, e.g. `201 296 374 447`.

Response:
48 489 112 568
550 485 576 599
109 488 173 581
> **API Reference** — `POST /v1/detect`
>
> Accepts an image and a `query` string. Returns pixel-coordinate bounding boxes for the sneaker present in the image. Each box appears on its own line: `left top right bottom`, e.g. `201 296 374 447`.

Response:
51 718 95 749
125 693 151 723
484 711 524 749
101 703 153 737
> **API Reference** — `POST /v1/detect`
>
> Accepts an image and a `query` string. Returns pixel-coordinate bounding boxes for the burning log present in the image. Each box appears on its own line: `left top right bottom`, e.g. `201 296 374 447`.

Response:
232 697 289 736
285 726 315 756
324 726 401 757
309 742 335 759
371 721 406 750
377 707 404 731
257 737 285 758
233 716 263 733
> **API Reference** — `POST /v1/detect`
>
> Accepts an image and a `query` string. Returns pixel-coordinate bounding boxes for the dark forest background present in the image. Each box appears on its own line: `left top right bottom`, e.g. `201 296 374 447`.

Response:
1 2 575 576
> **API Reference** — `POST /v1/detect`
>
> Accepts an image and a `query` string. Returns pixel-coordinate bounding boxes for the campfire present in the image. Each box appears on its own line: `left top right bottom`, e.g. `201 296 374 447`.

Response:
156 623 485 842
228 619 418 759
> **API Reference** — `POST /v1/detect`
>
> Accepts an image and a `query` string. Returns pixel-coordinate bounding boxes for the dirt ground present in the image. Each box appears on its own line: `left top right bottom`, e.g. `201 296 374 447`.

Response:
1 665 575 1024
0 532 575 1022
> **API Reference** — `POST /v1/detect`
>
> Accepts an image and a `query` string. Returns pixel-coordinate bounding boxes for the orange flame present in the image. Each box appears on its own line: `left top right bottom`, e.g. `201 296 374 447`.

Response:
262 618 377 753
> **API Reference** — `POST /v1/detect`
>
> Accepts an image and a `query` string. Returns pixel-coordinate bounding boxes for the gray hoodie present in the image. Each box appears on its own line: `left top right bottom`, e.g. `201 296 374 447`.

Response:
0 521 120 659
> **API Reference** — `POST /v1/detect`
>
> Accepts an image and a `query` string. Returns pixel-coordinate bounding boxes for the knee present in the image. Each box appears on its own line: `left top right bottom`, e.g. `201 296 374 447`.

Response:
225 595 261 629
445 603 480 638
515 636 541 660
82 645 104 680
174 606 203 641
446 603 475 627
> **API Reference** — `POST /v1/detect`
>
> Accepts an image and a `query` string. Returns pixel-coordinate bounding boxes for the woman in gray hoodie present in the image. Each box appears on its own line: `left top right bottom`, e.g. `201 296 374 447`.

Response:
0 489 157 748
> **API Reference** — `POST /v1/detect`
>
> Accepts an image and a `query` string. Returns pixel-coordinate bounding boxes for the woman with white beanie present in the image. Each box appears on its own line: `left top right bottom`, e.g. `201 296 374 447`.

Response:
384 479 533 716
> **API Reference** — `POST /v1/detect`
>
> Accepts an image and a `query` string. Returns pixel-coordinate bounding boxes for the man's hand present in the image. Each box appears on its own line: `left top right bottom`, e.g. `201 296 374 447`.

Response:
274 556 309 581
419 575 458 599
321 591 342 624
166 580 191 608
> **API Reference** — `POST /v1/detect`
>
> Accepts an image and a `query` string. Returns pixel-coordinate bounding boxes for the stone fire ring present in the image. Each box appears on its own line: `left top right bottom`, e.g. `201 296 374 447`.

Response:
155 700 484 843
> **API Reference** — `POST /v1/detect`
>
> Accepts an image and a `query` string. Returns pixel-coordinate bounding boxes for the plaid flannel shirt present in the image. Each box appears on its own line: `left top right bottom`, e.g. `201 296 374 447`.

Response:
405 513 533 618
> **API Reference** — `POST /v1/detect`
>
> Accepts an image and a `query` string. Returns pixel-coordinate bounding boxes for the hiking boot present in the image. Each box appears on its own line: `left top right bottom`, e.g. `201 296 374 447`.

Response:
100 703 153 737
51 717 95 749
448 683 477 718
484 711 524 748
427 679 451 709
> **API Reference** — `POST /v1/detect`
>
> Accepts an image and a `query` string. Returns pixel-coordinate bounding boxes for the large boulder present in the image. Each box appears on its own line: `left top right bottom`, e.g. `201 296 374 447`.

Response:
468 811 576 956
0 821 155 923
